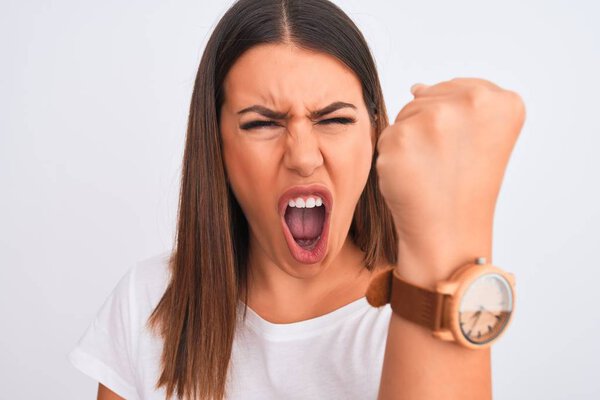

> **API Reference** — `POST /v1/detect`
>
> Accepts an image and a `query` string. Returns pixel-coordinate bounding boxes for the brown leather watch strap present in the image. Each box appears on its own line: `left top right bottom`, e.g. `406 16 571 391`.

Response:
365 266 446 331
365 266 395 307
390 270 446 331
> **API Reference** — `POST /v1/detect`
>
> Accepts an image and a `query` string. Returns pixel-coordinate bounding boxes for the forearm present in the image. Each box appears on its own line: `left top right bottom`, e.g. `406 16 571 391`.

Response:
377 227 494 400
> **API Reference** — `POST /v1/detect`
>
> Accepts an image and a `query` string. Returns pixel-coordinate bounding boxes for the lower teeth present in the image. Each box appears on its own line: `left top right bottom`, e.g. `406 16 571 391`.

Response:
295 235 321 248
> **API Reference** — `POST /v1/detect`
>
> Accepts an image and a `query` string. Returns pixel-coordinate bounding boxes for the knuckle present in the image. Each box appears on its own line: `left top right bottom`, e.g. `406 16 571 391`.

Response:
388 123 408 145
505 90 527 129
465 85 489 110
507 90 526 117
394 100 419 123
423 104 446 132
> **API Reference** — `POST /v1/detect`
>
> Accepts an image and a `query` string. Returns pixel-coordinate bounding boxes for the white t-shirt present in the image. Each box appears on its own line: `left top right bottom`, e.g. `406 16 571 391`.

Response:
68 252 392 399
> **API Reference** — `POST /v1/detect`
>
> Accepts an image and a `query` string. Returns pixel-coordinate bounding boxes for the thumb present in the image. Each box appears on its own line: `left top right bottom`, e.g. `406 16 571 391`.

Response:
410 83 429 96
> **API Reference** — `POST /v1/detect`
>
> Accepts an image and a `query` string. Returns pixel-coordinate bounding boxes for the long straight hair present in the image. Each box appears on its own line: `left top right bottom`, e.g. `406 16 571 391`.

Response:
146 0 398 399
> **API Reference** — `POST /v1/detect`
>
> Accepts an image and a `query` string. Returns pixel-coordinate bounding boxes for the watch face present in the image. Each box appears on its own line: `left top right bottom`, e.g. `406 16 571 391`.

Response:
458 273 513 345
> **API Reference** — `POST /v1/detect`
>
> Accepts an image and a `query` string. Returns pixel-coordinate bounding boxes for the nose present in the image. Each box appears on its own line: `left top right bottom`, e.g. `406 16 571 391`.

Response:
283 120 324 177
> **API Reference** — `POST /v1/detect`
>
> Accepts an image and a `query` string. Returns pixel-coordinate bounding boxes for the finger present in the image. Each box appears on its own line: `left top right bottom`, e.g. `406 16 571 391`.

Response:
394 99 424 123
394 96 437 123
412 77 499 99
410 83 429 97
411 81 460 97
450 77 503 91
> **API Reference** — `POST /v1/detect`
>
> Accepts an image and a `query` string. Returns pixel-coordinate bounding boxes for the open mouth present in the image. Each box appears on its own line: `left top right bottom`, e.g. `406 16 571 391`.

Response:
278 185 332 264
284 203 326 250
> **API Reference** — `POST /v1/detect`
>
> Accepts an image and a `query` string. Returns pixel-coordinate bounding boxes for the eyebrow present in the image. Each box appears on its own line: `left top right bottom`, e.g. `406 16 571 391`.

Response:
236 101 357 120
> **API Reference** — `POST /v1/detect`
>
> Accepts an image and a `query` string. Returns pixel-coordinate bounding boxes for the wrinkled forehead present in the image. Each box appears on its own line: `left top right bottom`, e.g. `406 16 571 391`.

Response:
222 43 363 113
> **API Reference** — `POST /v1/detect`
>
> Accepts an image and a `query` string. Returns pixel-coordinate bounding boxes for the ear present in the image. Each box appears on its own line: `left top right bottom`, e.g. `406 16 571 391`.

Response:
370 108 379 149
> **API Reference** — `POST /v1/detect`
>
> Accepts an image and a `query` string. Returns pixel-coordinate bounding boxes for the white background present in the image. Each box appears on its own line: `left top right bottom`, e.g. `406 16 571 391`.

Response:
1 0 599 399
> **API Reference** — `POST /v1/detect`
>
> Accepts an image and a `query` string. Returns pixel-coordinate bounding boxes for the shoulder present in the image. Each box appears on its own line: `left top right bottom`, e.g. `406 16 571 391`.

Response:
68 252 173 399
90 251 173 334
129 251 173 314
132 252 172 293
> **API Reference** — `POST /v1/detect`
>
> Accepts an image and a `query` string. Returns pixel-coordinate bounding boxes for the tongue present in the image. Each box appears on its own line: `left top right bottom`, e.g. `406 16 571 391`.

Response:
284 206 325 240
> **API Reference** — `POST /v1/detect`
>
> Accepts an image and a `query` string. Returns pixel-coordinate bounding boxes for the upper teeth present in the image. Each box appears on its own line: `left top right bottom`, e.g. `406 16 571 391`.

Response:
288 196 323 208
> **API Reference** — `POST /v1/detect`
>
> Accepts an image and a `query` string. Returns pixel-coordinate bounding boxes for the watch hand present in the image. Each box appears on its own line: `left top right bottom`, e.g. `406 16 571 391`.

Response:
469 307 482 320
470 306 484 333
480 307 500 319
469 305 484 320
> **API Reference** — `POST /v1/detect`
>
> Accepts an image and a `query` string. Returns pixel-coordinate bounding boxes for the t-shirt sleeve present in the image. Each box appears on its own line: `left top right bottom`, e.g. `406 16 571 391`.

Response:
68 265 140 400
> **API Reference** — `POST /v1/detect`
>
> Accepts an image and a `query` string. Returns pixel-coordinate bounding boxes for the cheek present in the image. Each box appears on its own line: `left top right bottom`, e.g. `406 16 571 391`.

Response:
325 128 374 213
331 128 373 182
223 140 277 224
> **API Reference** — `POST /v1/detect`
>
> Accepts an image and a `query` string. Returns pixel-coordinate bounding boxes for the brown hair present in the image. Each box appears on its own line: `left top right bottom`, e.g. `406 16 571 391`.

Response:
146 0 398 399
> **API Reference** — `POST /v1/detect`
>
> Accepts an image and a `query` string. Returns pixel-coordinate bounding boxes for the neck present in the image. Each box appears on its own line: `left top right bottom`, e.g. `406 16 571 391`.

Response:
240 236 378 323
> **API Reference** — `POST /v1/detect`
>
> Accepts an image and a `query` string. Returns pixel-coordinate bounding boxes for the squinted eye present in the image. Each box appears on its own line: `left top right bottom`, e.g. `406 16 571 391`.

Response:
319 117 356 126
240 120 279 129
240 117 356 130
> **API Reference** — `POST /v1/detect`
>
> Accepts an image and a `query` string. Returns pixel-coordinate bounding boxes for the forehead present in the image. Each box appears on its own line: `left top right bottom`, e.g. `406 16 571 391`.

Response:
222 43 363 110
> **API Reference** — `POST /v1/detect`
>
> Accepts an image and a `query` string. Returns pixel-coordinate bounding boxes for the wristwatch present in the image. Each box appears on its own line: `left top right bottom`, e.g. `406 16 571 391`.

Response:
365 257 516 350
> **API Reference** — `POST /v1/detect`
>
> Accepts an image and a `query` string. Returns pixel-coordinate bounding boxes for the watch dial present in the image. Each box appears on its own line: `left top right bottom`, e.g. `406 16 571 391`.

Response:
458 273 513 345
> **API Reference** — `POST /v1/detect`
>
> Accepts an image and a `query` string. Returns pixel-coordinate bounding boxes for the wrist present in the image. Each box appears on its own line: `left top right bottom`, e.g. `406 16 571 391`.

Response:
394 227 493 289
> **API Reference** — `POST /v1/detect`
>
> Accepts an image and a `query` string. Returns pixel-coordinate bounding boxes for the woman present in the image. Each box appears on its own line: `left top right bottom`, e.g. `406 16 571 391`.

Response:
68 0 525 399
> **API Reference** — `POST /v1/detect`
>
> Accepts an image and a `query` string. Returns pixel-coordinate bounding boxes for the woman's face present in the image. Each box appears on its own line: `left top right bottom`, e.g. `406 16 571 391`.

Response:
219 43 375 276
